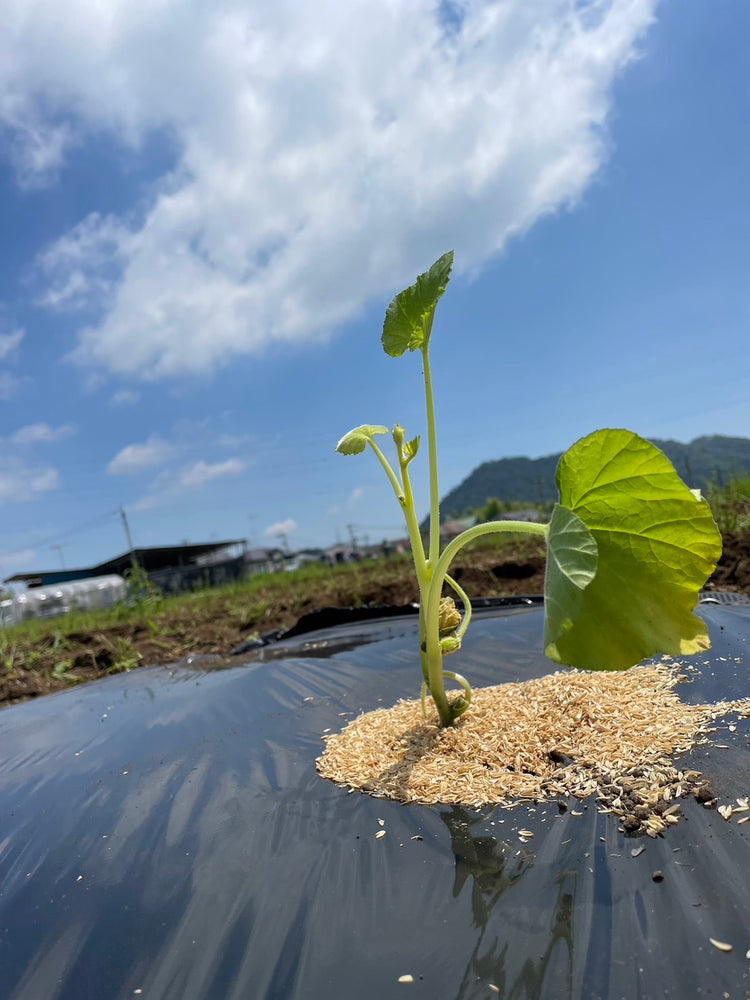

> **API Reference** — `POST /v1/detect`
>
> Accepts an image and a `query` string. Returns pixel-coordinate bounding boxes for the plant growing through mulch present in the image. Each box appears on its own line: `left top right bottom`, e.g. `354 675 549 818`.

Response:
320 253 745 823
334 252 722 728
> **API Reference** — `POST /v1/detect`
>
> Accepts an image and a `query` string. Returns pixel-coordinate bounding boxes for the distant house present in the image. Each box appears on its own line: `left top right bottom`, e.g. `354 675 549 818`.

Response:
5 540 247 593
282 548 329 572
360 538 409 560
244 548 287 575
324 545 359 565
322 538 409 566
497 509 541 523
3 535 415 612
439 516 478 543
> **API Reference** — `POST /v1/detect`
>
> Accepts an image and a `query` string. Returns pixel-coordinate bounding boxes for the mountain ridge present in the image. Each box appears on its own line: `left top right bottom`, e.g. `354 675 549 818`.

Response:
439 434 750 520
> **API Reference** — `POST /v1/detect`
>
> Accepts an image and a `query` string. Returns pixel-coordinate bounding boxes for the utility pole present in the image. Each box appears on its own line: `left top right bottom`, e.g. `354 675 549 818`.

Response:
51 544 67 569
276 530 290 553
118 506 138 569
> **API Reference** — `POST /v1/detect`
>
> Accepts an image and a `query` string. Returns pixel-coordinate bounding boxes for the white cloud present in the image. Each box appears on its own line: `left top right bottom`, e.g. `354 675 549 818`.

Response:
0 548 36 572
0 372 27 400
35 212 135 311
265 518 297 538
215 431 257 449
0 328 27 399
330 485 365 514
179 457 244 487
0 91 72 189
4 0 656 377
0 328 24 361
107 435 172 474
11 422 76 445
0 458 59 502
127 469 173 512
110 389 141 406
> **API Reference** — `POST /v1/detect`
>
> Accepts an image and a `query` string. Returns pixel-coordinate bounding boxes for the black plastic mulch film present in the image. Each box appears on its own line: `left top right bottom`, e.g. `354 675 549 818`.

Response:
1 600 750 1000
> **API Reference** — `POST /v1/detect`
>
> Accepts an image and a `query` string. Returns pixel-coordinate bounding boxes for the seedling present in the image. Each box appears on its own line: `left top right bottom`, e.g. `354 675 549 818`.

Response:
337 252 721 727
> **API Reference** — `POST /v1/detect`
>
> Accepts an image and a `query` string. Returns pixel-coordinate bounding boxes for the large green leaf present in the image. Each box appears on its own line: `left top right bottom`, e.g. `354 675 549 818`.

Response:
381 251 454 357
545 503 598 647
544 429 722 669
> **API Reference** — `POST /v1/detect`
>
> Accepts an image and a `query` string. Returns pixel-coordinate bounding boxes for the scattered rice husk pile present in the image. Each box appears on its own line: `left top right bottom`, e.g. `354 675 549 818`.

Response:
317 662 750 836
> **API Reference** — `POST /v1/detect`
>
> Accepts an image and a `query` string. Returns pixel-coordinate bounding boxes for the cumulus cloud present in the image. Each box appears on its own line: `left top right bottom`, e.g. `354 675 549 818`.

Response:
265 518 297 539
0 458 58 502
34 213 135 312
129 454 244 509
0 328 24 361
11 422 76 445
107 435 172 474
3 0 656 377
179 457 244 488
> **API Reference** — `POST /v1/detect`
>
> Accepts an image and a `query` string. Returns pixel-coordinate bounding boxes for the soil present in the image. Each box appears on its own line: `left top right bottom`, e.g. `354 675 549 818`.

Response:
702 532 750 592
2 533 748 711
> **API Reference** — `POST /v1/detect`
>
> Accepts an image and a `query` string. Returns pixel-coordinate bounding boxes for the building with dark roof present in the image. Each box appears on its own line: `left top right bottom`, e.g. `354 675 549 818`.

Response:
5 540 247 589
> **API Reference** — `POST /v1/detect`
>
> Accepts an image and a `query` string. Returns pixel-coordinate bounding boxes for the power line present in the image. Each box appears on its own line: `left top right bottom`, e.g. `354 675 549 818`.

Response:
348 523 406 532
14 510 118 552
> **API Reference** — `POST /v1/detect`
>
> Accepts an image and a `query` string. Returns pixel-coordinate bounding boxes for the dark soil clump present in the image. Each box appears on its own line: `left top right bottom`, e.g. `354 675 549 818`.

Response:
704 532 750 592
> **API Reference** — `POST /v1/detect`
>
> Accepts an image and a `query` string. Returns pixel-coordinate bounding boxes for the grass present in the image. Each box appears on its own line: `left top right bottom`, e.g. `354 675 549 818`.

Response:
708 473 750 536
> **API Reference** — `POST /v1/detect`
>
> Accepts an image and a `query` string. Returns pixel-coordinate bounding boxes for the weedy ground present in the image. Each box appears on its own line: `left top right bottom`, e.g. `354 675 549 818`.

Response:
1 530 747 710
0 534 547 709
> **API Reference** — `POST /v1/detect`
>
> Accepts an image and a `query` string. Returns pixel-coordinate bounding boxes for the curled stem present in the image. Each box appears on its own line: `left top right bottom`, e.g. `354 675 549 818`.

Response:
443 669 472 707
421 671 471 721
426 521 548 653
423 520 548 726
444 573 472 639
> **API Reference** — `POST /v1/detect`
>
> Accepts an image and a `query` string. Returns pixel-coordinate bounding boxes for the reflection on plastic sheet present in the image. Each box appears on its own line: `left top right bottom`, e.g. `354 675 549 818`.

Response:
1 604 750 999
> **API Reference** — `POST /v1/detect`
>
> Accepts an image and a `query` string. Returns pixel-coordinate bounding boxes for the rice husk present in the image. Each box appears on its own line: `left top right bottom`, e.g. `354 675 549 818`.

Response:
317 662 750 834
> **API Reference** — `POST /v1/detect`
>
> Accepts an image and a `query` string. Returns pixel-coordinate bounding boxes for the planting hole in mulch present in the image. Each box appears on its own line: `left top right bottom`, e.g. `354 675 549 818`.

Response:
317 659 750 835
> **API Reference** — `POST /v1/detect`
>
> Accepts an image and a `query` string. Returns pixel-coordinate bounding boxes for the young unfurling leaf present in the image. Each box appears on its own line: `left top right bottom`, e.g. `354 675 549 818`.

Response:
404 436 420 461
381 251 454 358
393 424 421 465
336 425 389 456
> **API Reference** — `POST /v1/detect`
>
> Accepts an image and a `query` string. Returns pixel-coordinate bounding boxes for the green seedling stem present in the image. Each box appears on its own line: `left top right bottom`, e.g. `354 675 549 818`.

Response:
337 252 722 728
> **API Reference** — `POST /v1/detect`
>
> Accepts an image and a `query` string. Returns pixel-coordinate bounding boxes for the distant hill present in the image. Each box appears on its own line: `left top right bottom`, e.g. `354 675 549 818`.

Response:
439 435 750 520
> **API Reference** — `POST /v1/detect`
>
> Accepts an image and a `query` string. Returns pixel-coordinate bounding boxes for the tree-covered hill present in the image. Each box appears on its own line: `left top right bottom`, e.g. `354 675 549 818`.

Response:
439 435 750 520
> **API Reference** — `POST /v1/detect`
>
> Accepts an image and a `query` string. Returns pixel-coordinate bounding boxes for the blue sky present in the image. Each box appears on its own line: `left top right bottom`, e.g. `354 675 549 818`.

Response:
0 0 748 580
